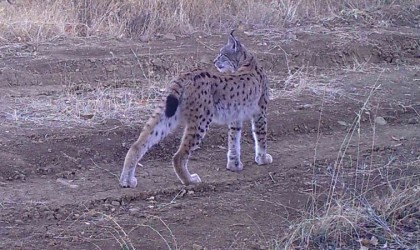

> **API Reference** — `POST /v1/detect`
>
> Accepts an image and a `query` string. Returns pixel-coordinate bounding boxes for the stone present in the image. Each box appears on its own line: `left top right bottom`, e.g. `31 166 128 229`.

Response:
375 116 387 125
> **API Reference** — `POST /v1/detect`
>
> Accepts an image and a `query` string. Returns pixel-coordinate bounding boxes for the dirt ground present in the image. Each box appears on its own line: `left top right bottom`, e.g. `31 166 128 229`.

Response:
0 17 419 250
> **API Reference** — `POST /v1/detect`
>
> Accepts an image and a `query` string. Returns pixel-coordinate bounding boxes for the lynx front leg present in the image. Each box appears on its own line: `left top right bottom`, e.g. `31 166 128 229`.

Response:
252 112 273 165
226 121 244 171
173 123 209 185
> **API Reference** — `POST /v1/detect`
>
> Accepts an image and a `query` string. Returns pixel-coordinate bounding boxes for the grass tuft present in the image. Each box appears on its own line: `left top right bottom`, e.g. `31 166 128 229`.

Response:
277 71 420 249
0 0 417 43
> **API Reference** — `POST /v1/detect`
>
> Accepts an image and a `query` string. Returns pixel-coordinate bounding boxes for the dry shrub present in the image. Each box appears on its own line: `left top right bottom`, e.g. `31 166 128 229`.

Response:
280 184 419 249
0 0 417 42
277 74 419 249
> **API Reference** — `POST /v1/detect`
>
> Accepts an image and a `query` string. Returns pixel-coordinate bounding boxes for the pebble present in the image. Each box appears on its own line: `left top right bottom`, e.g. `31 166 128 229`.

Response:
192 243 204 250
129 207 140 215
56 178 79 189
408 117 418 124
129 208 146 218
375 116 387 125
14 219 24 225
163 33 176 40
297 104 312 110
139 34 151 42
173 203 182 209
337 121 348 126
111 200 120 206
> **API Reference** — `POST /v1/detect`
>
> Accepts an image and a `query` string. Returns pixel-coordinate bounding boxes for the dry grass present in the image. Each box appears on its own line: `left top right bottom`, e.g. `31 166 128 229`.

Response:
277 73 420 249
54 207 181 250
3 80 168 127
0 0 417 43
280 184 419 249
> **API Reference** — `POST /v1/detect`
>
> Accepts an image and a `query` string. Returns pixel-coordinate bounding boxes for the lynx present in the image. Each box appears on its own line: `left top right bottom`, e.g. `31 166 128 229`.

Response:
119 31 272 188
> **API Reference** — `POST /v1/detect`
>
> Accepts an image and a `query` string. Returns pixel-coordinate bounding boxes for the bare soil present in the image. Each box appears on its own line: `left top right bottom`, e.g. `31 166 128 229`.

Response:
0 21 419 249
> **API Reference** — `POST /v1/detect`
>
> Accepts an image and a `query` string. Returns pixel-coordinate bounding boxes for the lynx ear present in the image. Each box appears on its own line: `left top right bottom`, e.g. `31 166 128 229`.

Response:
228 30 240 51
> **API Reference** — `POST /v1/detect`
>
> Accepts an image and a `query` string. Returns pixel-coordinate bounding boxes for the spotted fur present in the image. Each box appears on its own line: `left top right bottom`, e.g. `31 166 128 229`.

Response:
119 31 272 188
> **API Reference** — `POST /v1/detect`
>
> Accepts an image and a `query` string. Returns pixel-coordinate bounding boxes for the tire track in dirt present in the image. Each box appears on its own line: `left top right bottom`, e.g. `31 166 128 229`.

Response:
1 73 419 246
1 120 418 249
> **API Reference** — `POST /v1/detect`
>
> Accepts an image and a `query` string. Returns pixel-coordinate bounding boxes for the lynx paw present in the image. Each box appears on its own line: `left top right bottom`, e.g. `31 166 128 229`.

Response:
227 159 244 172
182 173 201 186
255 153 273 165
119 175 138 188
190 173 202 184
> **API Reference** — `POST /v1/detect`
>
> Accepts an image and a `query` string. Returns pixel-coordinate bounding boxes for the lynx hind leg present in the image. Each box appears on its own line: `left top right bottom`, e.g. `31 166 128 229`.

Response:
120 114 178 188
173 118 211 185
120 144 140 188
226 121 244 172
252 112 273 165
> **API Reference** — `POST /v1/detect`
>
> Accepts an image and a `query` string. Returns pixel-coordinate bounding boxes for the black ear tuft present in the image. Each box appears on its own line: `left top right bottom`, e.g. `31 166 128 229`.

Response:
228 30 240 51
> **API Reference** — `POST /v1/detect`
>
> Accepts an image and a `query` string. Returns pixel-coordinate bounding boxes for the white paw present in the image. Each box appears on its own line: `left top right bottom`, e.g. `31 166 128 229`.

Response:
255 153 273 165
188 173 202 185
120 175 138 188
226 160 244 172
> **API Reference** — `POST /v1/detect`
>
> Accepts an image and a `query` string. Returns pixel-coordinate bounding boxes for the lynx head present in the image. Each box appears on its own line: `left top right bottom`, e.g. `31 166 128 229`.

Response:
214 30 249 73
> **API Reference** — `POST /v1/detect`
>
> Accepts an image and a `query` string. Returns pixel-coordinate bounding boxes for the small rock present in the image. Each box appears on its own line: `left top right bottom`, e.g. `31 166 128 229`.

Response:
163 33 176 40
55 213 63 220
152 58 164 67
14 174 26 181
128 207 147 218
111 200 120 206
129 207 140 216
56 178 79 189
22 212 32 219
192 243 204 250
173 203 182 209
297 104 312 110
139 34 151 42
375 116 387 125
187 190 195 195
243 31 253 36
103 204 112 211
105 65 117 72
408 117 418 124
79 114 94 120
337 121 348 126
14 219 24 225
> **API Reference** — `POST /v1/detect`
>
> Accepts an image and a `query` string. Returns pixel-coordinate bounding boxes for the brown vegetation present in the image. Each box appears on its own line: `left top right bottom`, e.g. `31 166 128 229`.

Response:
0 0 418 42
